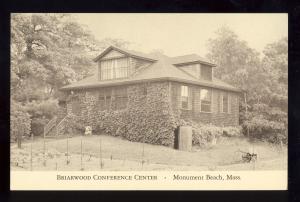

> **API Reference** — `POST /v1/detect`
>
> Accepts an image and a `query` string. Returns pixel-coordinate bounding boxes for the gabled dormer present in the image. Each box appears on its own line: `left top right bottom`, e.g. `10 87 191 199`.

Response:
171 54 216 81
93 46 156 81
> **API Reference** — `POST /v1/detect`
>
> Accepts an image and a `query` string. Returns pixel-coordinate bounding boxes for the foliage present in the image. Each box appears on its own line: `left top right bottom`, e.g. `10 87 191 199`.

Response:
124 83 177 146
22 98 59 136
206 26 287 144
242 104 287 144
66 82 177 146
11 13 130 137
222 126 242 137
10 101 31 141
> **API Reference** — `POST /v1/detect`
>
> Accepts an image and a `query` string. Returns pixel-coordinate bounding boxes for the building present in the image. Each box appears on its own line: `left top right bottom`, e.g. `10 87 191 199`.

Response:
60 46 241 134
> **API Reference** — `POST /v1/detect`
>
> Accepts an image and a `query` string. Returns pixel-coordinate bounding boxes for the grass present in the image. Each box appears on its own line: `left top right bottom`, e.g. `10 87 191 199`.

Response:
11 133 287 171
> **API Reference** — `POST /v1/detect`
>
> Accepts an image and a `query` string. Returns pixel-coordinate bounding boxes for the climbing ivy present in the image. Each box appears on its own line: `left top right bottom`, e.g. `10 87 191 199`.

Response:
66 82 177 147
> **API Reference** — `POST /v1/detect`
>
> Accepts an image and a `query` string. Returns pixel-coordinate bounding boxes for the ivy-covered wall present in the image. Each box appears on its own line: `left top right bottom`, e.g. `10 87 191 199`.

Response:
64 81 178 146
62 81 240 147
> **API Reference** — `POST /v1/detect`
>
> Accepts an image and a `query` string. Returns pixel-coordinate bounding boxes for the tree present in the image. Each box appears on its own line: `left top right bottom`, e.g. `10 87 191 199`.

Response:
10 101 31 148
11 13 131 137
206 26 288 144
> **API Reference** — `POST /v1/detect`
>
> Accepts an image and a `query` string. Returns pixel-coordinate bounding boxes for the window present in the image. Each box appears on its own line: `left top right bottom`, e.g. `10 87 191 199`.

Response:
114 87 128 110
98 93 105 111
181 86 189 109
100 57 128 80
115 58 128 78
221 92 230 113
200 88 212 112
98 90 112 111
179 64 200 79
71 98 81 115
100 60 114 80
200 65 212 81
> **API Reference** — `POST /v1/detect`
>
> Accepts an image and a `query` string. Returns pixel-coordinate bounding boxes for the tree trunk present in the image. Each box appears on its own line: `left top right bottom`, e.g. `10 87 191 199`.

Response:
17 134 22 149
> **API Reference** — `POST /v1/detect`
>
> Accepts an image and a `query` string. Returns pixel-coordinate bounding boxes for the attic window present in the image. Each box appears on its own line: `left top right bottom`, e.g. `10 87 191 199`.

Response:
200 65 212 81
100 57 128 80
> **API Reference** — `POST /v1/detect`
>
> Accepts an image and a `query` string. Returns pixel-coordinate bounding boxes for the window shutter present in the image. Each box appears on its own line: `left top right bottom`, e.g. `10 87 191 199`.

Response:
188 87 192 110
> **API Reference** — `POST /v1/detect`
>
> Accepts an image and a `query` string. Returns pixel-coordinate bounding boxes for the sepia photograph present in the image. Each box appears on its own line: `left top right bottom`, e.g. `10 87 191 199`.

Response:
10 13 287 182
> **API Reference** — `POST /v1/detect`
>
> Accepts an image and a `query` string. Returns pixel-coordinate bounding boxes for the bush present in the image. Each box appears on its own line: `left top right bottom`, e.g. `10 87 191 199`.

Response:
178 119 242 147
223 126 242 137
23 98 59 136
243 116 287 144
192 124 223 147
31 117 49 136
241 104 287 144
64 114 86 134
10 101 31 141
24 98 59 119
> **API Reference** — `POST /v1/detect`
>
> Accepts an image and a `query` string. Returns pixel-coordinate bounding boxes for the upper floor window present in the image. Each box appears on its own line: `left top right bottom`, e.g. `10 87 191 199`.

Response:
221 92 231 113
100 57 128 80
201 65 212 81
200 88 212 112
178 63 212 81
181 85 190 110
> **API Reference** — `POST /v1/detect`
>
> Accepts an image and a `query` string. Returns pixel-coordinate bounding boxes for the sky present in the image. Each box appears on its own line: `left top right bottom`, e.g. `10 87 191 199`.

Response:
74 13 287 57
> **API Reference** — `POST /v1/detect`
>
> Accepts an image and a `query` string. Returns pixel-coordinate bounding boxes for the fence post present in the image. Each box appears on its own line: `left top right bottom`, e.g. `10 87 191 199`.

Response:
280 140 284 169
66 132 69 165
30 133 33 171
43 127 46 167
141 138 145 170
55 125 58 170
99 134 103 169
80 134 83 170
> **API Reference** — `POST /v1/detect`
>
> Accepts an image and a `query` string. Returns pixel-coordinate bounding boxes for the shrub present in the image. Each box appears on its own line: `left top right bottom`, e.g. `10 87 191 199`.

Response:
31 117 49 136
239 103 287 144
222 126 242 137
23 98 59 119
178 119 242 147
243 116 287 144
22 98 59 136
192 124 223 147
64 114 86 133
10 101 31 141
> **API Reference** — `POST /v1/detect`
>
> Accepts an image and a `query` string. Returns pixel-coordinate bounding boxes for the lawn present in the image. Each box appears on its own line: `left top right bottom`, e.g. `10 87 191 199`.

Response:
10 134 287 171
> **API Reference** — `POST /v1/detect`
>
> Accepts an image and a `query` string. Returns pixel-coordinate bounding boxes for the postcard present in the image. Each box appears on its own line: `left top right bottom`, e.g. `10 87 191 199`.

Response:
10 13 288 190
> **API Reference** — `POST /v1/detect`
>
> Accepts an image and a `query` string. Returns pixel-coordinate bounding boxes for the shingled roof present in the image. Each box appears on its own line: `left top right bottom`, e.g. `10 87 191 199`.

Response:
61 46 241 92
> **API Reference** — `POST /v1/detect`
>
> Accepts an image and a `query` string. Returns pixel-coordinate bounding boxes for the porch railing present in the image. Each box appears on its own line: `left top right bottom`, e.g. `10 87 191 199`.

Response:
44 116 57 137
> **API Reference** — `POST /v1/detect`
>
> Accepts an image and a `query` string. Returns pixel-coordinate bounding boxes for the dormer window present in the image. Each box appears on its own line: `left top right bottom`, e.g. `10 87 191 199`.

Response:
100 57 129 80
200 64 212 81
177 63 212 81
